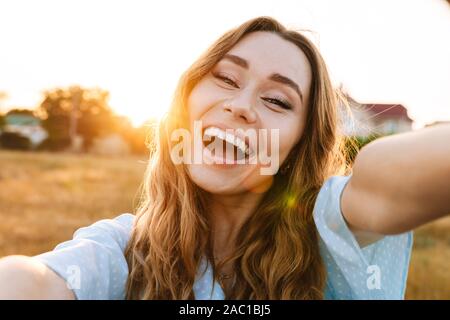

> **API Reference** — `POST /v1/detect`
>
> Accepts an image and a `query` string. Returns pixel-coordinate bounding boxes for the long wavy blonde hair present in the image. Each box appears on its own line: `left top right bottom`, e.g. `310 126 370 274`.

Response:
124 16 352 300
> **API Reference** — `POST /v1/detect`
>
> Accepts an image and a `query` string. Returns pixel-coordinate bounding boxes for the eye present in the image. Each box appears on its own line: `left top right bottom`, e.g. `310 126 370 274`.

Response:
262 96 293 110
212 72 239 88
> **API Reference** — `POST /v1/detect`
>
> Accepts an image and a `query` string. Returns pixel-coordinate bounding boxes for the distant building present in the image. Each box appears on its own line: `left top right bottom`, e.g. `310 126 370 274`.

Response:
1 113 48 148
342 97 413 136
363 104 413 135
90 133 130 156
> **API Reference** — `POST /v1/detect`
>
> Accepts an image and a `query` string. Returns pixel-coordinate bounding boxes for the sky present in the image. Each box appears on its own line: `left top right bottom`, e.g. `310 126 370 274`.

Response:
0 0 449 128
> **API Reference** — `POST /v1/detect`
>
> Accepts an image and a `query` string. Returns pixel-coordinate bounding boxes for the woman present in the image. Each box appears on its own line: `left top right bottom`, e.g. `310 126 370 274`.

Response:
0 16 449 300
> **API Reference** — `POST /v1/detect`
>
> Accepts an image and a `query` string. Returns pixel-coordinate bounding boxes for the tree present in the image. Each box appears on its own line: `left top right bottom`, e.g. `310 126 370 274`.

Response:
122 119 156 155
5 108 36 117
0 92 9 128
0 114 5 130
111 115 156 155
38 86 117 150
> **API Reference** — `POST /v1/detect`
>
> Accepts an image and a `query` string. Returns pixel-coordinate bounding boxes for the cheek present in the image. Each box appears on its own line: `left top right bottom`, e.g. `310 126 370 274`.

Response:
187 87 202 123
187 80 221 122
274 117 305 162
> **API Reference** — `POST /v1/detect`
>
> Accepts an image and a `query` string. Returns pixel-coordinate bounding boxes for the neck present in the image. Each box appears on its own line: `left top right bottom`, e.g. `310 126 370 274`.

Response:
207 191 265 257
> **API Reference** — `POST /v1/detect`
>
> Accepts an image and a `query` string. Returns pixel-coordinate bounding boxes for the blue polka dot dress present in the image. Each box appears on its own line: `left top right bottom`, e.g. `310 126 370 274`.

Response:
33 175 413 300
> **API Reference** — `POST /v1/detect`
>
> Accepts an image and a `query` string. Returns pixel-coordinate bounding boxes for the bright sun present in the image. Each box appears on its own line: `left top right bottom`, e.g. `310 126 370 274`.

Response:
109 85 173 127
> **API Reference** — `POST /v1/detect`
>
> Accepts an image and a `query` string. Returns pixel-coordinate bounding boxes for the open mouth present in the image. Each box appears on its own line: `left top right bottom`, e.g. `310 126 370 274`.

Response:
202 126 253 163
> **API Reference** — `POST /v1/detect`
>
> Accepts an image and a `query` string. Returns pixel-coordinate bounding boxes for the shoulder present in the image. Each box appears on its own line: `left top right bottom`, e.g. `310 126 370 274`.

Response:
314 175 351 217
313 174 353 246
313 175 413 300
72 213 135 250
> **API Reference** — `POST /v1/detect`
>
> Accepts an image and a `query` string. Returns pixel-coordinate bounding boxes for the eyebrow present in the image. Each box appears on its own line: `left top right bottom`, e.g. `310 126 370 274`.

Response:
222 53 304 103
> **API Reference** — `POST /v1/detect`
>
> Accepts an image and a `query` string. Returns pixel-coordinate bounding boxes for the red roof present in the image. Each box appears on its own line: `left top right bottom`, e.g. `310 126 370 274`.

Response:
361 104 413 122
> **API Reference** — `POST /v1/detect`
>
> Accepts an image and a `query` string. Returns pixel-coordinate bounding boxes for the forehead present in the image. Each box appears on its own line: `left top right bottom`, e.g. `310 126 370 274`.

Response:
225 31 311 91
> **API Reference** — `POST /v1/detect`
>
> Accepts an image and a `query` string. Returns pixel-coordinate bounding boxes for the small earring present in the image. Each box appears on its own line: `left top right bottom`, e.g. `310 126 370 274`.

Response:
281 162 291 174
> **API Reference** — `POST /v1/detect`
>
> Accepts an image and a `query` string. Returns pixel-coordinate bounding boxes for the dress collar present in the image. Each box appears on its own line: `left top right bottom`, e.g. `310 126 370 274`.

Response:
193 256 225 300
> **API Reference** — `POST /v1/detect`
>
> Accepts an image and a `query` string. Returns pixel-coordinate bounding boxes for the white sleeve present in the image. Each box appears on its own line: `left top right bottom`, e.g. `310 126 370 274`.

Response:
313 175 413 300
32 213 134 300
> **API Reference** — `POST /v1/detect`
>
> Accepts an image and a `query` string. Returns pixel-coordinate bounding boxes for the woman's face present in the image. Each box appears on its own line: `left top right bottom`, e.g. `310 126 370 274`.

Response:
186 31 312 195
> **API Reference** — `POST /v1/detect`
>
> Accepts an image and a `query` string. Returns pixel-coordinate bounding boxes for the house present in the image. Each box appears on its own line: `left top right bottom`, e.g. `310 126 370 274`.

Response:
1 113 48 149
362 104 413 135
341 97 413 137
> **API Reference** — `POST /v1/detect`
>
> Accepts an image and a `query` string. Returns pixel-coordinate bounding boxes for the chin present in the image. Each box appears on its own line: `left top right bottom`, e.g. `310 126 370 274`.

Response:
187 163 273 195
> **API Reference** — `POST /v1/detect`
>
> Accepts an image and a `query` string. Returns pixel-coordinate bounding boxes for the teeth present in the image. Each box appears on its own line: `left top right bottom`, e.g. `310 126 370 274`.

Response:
203 127 250 156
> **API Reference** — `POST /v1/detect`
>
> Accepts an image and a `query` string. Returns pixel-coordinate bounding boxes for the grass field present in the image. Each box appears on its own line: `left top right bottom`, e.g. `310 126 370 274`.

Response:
0 149 448 299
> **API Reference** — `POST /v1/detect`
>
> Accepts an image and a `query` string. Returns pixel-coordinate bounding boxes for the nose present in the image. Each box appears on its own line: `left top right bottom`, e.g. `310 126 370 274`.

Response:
223 96 257 124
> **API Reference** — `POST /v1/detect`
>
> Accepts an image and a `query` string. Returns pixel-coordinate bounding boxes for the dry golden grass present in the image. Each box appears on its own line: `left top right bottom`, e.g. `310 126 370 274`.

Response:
0 149 448 299
0 149 147 257
405 216 450 299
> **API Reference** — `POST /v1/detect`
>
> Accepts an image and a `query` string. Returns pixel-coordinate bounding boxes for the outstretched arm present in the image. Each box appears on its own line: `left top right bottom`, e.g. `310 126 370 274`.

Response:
341 124 450 244
0 255 75 299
